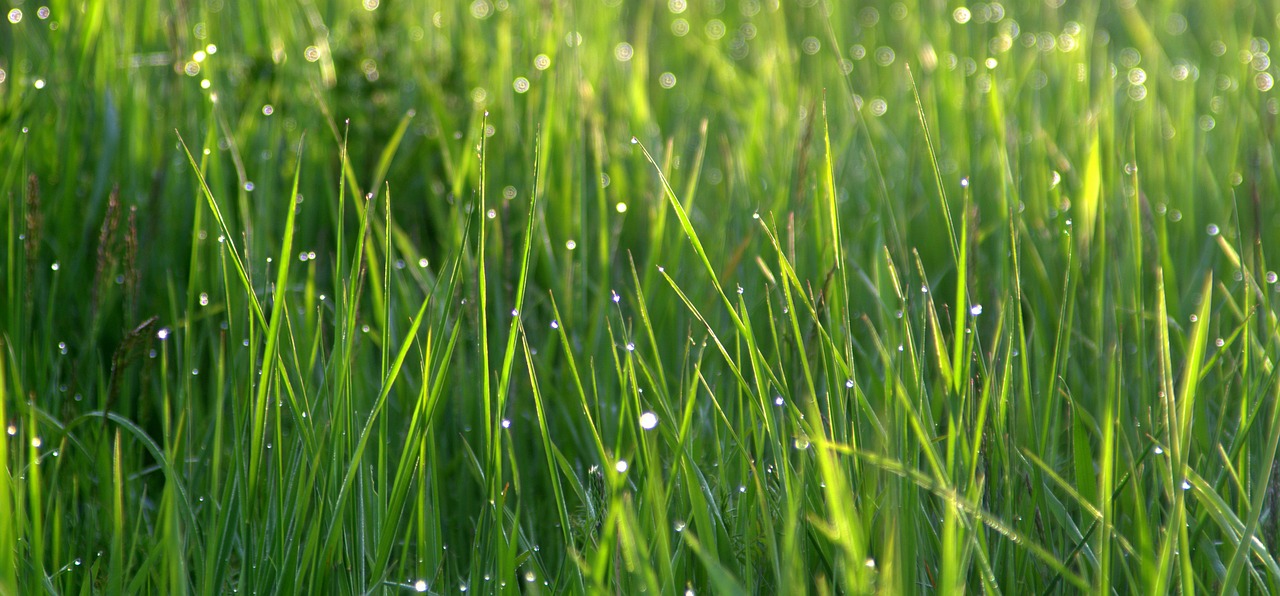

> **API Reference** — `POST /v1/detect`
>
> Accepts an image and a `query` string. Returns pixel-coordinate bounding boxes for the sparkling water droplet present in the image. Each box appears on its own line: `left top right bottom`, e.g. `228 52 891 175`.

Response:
1154 445 1164 455
414 580 428 592
970 304 984 316
501 418 511 429
157 328 171 340
1181 479 1191 490
639 411 658 429
550 320 559 329
1206 223 1220 236
615 460 629 473
845 379 855 388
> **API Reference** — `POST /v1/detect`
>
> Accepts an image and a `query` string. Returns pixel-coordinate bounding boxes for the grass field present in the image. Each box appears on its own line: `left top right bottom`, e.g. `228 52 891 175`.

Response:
3 0 1280 592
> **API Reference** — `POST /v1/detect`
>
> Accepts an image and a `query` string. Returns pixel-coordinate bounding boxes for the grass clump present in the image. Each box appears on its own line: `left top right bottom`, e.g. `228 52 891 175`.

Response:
3 0 1280 593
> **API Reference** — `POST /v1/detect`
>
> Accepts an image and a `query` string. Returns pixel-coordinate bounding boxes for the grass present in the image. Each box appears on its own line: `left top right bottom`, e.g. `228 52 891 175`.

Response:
2 0 1280 592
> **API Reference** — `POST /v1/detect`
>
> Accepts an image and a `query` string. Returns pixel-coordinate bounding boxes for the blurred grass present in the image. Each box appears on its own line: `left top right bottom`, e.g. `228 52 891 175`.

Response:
3 0 1280 592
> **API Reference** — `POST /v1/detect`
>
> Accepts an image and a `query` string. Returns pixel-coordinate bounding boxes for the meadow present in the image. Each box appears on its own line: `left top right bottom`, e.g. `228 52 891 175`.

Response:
2 0 1280 592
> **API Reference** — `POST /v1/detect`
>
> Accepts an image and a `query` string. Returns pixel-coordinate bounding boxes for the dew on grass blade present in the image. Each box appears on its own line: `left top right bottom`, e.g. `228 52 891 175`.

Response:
970 304 983 316
566 239 577 250
8 9 22 23
550 320 559 329
157 328 171 340
501 419 511 429
414 580 427 592
1206 223 1219 236
615 460 628 473
639 411 658 429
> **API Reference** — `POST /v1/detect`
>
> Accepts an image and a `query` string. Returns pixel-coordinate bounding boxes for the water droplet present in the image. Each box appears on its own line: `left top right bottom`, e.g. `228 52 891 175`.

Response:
550 320 560 329
970 304 984 316
31 437 41 448
486 208 496 219
199 292 210 306
612 291 621 304
414 580 428 592
262 104 274 116
1206 223 1220 236
157 328 171 340
7 8 22 23
630 136 639 144
525 571 536 582
511 308 519 317
1181 479 1192 490
659 72 677 88
565 239 577 250
639 411 658 429
243 181 255 191
625 342 635 352
614 42 634 62
615 202 628 213
615 460 628 473
58 342 67 355
774 396 785 406
952 7 970 23
5 425 14 436
1215 338 1225 348
73 558 81 566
